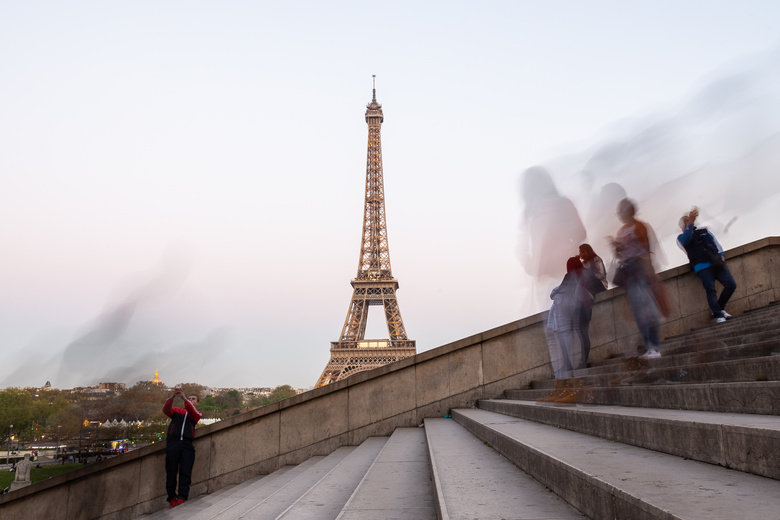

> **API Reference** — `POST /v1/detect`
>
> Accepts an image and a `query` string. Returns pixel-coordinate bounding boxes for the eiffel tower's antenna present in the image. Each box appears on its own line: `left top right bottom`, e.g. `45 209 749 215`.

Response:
315 79 415 387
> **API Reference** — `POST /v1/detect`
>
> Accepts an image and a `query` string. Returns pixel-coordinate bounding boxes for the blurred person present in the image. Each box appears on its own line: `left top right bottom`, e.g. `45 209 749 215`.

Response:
163 387 202 509
577 244 609 368
677 207 737 323
581 181 628 270
518 166 586 310
611 198 667 359
538 256 605 403
579 243 608 290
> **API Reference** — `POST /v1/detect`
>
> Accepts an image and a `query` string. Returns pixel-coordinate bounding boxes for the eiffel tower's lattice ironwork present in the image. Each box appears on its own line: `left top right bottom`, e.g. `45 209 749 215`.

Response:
315 78 415 388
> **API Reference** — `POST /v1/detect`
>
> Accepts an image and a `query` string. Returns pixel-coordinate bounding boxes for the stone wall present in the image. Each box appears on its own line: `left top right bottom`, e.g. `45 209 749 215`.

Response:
1 237 777 520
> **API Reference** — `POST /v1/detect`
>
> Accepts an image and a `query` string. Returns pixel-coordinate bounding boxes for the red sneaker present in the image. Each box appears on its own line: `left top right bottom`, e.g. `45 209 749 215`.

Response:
173 498 186 508
169 498 178 509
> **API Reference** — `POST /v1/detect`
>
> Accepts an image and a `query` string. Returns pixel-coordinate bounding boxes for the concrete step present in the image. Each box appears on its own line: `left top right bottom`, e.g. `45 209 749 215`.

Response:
506 381 780 414
453 408 780 520
142 467 298 519
219 447 367 520
174 452 342 520
667 314 780 340
168 478 261 517
556 339 780 390
660 327 780 352
678 312 780 338
478 399 780 479
275 437 388 520
531 354 780 391
423 417 585 519
584 337 780 375
679 301 780 331
336 428 435 520
587 305 780 370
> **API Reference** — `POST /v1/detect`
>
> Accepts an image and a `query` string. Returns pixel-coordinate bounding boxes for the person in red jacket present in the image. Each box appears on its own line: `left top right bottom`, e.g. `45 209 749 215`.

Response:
162 387 202 508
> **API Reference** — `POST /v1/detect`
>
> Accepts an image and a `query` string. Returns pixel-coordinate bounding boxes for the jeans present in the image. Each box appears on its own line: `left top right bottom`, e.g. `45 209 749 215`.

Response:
696 265 737 317
577 307 592 367
626 276 661 353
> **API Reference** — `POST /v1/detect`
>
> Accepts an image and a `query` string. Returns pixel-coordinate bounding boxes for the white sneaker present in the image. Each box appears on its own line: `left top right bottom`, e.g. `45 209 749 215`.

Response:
721 311 732 319
640 349 661 359
713 316 727 324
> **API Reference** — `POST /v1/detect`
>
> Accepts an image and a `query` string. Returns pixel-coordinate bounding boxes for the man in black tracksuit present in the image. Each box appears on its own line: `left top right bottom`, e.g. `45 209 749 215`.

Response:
162 387 202 508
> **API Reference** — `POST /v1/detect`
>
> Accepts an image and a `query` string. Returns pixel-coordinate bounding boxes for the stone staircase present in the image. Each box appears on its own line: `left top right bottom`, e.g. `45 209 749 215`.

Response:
139 303 780 520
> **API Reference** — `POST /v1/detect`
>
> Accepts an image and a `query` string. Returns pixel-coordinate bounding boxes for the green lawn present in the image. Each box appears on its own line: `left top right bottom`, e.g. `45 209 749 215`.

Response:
1 463 85 490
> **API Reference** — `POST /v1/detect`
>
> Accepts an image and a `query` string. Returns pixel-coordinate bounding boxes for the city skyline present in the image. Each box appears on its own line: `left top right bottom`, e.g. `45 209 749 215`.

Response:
16 371 308 395
2 2 780 389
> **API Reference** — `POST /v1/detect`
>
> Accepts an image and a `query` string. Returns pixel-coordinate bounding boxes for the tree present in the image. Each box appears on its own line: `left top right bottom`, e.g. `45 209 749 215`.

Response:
0 389 33 445
178 383 205 400
51 404 84 441
97 425 124 444
248 395 269 408
116 381 168 422
267 385 298 404
198 395 219 412
214 389 243 411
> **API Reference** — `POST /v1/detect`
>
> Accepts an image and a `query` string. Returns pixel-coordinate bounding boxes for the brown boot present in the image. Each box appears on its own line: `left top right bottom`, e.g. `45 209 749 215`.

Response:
536 379 570 402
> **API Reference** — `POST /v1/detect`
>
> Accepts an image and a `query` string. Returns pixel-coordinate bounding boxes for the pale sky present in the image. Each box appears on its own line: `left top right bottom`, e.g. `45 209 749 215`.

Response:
2 1 779 389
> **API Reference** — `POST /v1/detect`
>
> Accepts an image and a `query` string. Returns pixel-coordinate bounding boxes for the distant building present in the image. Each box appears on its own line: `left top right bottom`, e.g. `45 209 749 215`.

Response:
69 382 126 398
99 382 126 392
151 370 164 386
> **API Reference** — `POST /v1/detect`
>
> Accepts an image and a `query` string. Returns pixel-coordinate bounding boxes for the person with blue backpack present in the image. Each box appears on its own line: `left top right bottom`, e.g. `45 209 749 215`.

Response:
677 207 737 323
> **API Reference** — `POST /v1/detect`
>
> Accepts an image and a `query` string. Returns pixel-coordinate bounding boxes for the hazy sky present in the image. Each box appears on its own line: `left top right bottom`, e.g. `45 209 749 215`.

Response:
2 1 779 389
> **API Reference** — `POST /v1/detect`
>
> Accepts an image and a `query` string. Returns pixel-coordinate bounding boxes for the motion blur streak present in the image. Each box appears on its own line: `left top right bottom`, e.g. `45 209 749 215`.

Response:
518 48 780 313
1 247 233 389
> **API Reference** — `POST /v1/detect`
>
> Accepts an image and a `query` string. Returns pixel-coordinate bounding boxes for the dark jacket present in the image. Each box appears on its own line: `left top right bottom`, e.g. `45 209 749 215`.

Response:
163 397 202 443
677 225 724 272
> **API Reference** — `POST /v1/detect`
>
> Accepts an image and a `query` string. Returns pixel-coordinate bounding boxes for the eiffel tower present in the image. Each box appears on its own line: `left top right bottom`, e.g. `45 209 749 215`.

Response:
315 77 416 388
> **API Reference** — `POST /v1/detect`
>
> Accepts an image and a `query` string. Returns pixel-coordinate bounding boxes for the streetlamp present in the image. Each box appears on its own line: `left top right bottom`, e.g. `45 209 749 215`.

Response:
56 425 61 461
6 424 12 465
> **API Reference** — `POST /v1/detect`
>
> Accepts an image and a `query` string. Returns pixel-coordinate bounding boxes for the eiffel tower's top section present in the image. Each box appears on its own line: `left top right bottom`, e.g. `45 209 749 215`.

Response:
365 75 383 125
356 75 393 282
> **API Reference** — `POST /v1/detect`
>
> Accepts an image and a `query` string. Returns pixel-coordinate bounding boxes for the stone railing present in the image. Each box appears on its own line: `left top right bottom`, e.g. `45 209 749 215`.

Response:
1 237 777 520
